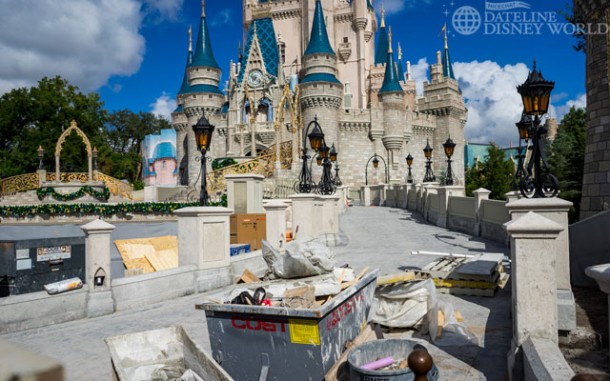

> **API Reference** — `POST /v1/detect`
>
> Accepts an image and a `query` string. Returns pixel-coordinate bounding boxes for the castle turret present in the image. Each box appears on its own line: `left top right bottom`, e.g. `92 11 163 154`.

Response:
397 42 406 82
442 25 455 80
183 0 224 185
300 0 342 158
378 29 406 171
172 27 193 184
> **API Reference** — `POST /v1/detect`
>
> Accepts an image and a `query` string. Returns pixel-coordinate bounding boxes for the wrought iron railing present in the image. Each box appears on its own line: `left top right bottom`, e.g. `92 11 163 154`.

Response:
206 141 292 197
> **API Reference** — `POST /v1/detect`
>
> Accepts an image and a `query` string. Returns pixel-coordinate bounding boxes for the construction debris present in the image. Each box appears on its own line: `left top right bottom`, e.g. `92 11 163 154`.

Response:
115 236 178 274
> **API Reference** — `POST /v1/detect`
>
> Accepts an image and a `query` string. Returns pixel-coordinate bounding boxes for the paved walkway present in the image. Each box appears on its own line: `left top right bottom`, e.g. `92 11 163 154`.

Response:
1 206 511 381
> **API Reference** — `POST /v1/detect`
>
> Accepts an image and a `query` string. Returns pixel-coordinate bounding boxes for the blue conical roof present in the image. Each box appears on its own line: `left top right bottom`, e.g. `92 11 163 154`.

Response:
442 33 455 79
379 42 403 94
191 10 220 69
177 50 193 95
396 43 406 82
303 0 335 57
374 9 388 65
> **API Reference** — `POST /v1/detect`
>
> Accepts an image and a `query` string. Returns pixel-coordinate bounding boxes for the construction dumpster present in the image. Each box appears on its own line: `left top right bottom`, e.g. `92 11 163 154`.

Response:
105 325 234 381
197 270 378 381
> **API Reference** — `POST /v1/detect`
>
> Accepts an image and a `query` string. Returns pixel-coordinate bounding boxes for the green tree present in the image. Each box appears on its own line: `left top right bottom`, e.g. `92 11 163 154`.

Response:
548 107 587 222
465 143 515 200
0 76 106 178
102 110 170 183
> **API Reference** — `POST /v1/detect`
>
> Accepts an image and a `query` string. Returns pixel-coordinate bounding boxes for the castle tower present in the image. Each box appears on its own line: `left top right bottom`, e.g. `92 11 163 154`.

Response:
397 42 406 82
417 28 467 184
574 0 610 219
299 0 343 158
378 28 406 172
172 27 193 185
180 0 224 186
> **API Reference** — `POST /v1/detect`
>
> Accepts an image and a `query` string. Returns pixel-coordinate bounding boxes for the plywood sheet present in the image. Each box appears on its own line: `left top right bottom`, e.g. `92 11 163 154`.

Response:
115 236 178 273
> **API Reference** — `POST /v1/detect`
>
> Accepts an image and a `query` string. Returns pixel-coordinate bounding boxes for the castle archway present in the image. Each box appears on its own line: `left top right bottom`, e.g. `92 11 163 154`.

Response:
54 120 93 181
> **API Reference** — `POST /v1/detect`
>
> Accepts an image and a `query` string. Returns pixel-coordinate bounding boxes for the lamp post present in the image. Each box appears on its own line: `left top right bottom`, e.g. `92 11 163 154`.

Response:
92 147 98 171
423 139 435 182
365 153 389 186
37 145 44 170
192 114 215 206
330 144 342 186
297 116 328 193
516 60 558 198
514 111 530 190
442 137 456 185
405 153 414 184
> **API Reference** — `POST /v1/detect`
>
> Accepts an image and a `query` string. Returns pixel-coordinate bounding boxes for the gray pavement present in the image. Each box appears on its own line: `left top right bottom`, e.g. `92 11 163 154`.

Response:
1 206 511 381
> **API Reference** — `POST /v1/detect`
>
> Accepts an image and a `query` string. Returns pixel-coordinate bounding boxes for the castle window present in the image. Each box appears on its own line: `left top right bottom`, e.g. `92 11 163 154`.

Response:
162 160 167 168
343 37 348 43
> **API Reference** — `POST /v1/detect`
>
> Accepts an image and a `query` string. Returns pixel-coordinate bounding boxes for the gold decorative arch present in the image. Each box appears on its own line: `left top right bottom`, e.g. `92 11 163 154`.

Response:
54 120 94 181
274 83 302 170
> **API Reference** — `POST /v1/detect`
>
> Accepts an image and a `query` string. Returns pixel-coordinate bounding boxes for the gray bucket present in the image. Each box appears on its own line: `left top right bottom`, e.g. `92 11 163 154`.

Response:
347 339 439 381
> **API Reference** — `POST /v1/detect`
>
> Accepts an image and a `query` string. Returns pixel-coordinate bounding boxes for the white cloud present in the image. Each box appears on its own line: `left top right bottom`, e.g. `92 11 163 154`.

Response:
375 0 434 15
143 0 183 21
211 9 232 27
409 57 429 96
551 93 586 123
454 60 530 146
0 0 145 95
150 92 176 120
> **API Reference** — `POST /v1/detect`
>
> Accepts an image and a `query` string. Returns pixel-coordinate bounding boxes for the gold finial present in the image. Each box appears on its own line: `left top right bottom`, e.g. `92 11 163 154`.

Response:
388 26 393 54
188 26 192 52
397 42 402 60
380 3 385 28
70 120 77 128
201 0 205 17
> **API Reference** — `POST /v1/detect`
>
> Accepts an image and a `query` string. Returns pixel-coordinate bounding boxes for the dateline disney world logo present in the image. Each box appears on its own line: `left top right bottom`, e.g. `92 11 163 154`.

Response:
451 1 608 36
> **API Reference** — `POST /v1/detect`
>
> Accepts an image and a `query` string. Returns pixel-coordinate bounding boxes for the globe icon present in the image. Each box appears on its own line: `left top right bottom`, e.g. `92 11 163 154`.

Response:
452 6 481 35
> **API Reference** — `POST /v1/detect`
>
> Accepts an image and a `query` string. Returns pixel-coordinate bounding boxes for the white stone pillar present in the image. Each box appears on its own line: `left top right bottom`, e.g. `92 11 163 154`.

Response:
506 197 576 332
422 183 439 221
290 194 318 240
263 200 288 252
363 186 371 206
473 188 491 236
415 183 423 212
37 169 46 187
174 206 233 292
81 219 115 318
225 174 265 214
337 186 349 214
437 186 465 228
319 195 340 235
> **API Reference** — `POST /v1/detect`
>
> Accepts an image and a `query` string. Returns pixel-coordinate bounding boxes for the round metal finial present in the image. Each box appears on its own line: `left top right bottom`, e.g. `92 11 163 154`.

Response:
408 349 433 380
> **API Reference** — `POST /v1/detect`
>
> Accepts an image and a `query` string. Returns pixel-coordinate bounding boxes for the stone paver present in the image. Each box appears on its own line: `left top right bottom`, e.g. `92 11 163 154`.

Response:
1 205 511 381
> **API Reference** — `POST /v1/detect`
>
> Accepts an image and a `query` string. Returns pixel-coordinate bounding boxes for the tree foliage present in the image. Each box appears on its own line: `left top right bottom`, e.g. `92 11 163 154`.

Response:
465 143 515 200
0 76 171 187
548 107 587 222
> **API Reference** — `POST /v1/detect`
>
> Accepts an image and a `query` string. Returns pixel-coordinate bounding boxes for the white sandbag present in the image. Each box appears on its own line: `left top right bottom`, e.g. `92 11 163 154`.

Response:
271 239 335 279
44 277 83 295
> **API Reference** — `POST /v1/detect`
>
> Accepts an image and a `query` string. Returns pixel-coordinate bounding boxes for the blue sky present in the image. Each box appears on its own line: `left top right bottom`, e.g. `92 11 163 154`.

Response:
0 0 585 146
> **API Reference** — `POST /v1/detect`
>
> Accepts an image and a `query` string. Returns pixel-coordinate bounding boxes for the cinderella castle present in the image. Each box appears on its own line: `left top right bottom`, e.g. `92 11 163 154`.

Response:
172 0 467 189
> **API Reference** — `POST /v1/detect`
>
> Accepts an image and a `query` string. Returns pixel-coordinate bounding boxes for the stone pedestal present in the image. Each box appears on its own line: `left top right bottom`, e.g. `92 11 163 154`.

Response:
585 263 610 368
422 183 439 221
290 194 318 240
81 219 115 318
225 174 264 214
473 188 491 236
320 195 340 235
437 186 465 228
504 190 520 203
506 197 576 331
505 212 563 380
263 200 288 251
363 186 371 206
174 206 233 292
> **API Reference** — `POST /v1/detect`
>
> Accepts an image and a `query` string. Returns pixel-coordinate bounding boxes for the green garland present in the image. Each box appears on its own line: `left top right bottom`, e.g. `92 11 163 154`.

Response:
37 186 111 202
0 201 200 219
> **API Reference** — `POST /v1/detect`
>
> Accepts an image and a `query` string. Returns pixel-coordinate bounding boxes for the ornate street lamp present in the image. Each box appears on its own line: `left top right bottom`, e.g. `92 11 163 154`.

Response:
442 137 456 185
423 139 435 182
365 153 388 185
405 153 414 184
330 144 342 186
516 60 558 198
37 146 45 170
513 111 530 190
192 114 215 206
296 116 336 195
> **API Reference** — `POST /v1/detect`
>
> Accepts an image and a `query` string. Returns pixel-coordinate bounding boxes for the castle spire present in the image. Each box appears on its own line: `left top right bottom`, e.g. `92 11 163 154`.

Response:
178 28 194 95
379 26 403 95
191 0 220 69
442 24 455 79
303 0 336 57
374 5 389 65
397 42 406 82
